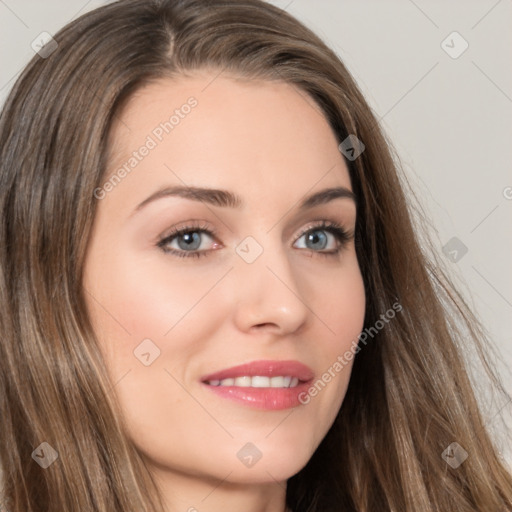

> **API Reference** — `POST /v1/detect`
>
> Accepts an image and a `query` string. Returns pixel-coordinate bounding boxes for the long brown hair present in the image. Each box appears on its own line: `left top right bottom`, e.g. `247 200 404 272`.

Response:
1 1 511 510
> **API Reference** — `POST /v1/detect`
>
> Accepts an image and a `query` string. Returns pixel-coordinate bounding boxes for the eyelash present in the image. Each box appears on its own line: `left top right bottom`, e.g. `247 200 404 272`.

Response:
156 220 352 259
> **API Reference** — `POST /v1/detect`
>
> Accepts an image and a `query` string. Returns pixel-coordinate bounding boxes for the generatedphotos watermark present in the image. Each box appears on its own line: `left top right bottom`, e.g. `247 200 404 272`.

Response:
93 96 198 200
298 301 403 405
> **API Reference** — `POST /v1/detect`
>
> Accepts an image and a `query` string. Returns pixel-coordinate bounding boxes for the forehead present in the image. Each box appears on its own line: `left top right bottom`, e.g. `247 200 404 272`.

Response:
104 72 352 205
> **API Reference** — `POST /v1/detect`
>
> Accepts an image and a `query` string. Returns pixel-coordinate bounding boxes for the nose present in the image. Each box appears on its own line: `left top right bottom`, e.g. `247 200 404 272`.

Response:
231 238 310 336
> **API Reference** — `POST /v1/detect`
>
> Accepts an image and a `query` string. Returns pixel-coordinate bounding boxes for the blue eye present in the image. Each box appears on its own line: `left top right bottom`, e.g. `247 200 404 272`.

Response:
157 222 216 259
157 220 352 259
294 223 350 253
169 230 209 252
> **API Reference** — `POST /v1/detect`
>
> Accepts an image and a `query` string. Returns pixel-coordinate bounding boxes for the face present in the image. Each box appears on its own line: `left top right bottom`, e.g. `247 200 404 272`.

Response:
83 72 366 486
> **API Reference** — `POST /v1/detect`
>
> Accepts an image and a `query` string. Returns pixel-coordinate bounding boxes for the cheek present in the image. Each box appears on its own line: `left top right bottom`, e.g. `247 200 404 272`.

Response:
301 256 366 409
309 253 366 350
83 246 233 386
85 243 222 338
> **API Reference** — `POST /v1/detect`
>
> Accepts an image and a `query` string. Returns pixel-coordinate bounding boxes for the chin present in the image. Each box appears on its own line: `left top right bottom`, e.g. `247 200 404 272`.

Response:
215 443 314 484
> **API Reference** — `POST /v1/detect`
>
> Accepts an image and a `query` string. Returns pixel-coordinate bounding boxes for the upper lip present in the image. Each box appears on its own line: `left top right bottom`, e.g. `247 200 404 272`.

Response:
201 360 314 383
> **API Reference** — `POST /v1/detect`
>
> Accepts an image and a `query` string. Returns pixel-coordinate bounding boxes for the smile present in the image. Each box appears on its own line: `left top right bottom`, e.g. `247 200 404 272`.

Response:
205 376 301 388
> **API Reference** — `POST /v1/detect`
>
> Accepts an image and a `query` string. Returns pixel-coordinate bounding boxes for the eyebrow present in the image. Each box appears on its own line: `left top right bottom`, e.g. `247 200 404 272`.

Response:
132 184 356 215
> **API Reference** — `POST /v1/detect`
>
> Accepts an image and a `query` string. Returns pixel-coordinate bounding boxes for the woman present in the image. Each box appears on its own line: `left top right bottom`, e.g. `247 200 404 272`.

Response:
0 0 511 511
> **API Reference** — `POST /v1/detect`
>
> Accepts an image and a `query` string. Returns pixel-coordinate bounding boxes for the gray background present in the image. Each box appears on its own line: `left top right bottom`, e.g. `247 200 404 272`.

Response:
1 0 511 465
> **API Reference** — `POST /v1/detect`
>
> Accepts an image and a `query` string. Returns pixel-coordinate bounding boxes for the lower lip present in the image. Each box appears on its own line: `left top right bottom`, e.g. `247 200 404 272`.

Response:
201 381 311 410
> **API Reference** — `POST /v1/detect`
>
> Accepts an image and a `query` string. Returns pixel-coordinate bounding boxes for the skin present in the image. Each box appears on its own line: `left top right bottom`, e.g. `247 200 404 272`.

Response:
83 71 366 512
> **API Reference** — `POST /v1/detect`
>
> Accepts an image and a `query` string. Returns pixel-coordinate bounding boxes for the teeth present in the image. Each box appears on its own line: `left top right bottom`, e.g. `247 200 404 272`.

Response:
270 376 284 387
234 376 252 387
251 376 270 387
207 376 301 388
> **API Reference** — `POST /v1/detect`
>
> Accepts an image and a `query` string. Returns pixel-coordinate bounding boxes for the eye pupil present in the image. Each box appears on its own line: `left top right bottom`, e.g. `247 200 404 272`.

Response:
306 230 327 250
178 232 201 250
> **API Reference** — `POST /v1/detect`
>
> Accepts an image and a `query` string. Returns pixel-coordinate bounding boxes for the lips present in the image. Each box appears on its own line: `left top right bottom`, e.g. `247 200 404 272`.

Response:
201 360 314 384
200 360 315 410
